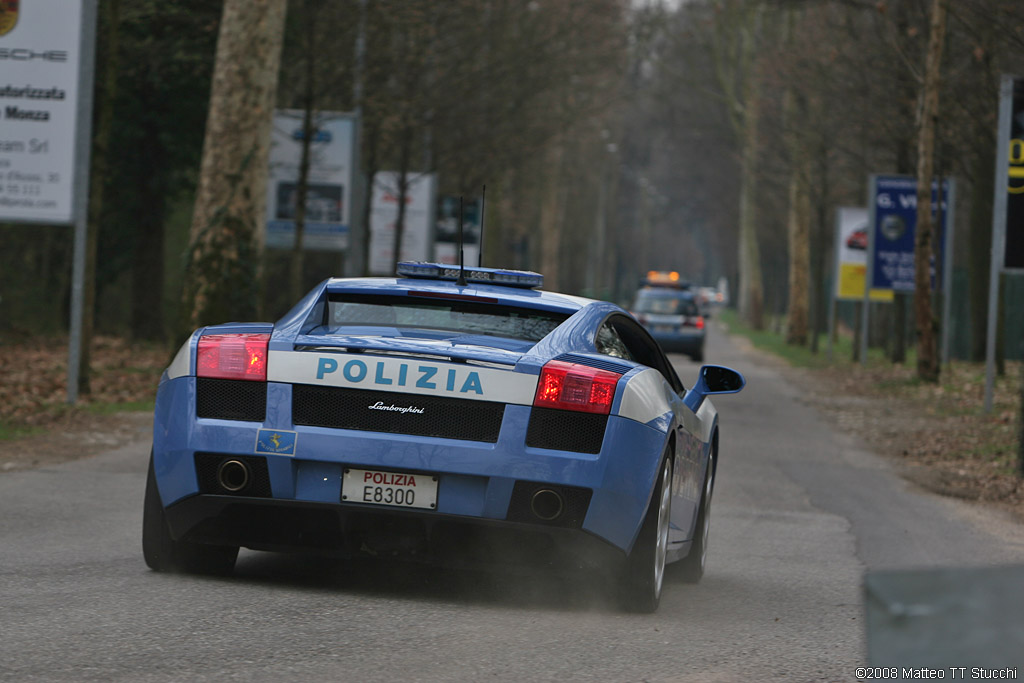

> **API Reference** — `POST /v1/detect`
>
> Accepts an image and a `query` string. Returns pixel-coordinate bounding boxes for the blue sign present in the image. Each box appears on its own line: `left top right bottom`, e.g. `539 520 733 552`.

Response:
869 175 951 292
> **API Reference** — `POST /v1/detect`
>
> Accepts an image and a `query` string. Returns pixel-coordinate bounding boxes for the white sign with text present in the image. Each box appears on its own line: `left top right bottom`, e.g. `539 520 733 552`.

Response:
368 171 436 275
0 0 84 224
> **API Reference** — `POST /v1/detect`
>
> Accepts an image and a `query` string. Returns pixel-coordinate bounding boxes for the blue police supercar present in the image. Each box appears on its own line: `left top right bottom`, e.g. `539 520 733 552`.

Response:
143 263 744 612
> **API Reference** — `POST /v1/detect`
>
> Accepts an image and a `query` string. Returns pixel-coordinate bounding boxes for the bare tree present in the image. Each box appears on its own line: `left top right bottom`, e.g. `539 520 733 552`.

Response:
913 0 948 382
711 0 767 329
780 8 809 346
184 0 287 330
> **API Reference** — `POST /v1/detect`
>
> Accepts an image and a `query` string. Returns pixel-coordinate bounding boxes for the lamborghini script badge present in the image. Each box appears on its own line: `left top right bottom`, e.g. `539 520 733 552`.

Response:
368 401 425 415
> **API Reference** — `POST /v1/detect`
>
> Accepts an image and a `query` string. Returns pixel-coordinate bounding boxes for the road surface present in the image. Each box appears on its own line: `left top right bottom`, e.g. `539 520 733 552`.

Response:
3 324 1023 682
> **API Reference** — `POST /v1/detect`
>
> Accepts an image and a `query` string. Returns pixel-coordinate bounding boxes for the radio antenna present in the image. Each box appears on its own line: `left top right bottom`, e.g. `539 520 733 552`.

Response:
456 196 468 286
477 185 486 267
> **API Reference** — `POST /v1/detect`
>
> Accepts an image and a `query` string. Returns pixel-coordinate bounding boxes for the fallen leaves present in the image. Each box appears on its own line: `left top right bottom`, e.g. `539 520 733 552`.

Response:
0 335 167 429
787 359 1024 514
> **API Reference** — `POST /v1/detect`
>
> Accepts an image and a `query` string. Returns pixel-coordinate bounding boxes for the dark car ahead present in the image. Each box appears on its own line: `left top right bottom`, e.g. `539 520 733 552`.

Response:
631 285 705 362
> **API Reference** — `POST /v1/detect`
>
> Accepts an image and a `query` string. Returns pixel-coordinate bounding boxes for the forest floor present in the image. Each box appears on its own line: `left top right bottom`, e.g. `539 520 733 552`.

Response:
0 335 166 471
1 332 1022 524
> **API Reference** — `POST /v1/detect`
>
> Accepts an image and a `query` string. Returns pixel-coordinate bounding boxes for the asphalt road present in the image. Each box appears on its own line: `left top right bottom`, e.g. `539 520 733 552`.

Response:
3 324 1024 682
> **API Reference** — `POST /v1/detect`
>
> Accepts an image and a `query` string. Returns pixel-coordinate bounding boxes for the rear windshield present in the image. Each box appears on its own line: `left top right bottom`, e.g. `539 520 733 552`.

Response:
324 294 569 342
633 290 698 316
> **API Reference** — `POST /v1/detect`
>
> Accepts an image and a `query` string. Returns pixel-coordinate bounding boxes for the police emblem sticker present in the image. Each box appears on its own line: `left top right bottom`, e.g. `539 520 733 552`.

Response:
0 0 20 37
255 429 297 456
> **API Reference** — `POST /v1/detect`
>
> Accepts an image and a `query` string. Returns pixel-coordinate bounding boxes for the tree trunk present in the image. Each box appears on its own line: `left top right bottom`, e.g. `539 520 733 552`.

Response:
784 162 810 346
852 301 862 363
913 0 947 383
539 139 564 292
390 125 414 271
185 0 287 331
781 65 810 348
289 3 318 304
131 117 166 342
738 90 764 330
969 133 995 361
289 105 313 304
360 121 380 278
808 132 828 355
891 294 907 364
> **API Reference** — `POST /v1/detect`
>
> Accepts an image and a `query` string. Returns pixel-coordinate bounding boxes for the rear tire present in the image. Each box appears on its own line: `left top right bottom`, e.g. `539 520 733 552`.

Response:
618 456 672 613
143 453 238 575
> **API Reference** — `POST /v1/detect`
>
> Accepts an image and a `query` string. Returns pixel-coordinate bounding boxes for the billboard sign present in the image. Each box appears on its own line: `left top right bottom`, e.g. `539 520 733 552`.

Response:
1005 79 1024 271
265 110 356 251
0 0 85 224
868 175 951 292
834 207 892 302
368 171 436 275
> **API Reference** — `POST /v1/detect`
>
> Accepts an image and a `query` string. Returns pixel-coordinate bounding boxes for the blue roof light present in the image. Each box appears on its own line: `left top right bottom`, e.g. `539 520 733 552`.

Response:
396 262 544 289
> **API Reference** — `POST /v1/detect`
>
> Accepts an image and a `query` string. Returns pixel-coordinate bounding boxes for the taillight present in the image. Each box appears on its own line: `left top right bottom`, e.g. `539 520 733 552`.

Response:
196 333 270 381
533 360 619 415
695 316 705 330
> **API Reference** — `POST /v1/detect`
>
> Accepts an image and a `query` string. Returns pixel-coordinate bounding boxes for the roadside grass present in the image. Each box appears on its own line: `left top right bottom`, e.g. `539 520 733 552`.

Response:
716 308 907 369
0 423 43 441
718 307 1024 504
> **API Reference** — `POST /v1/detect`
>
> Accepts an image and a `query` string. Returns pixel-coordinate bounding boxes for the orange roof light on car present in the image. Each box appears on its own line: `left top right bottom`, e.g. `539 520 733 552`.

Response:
646 270 679 283
644 271 690 289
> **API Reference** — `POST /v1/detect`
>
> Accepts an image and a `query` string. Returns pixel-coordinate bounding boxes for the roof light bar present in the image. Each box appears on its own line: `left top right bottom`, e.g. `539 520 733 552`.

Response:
396 261 543 289
643 270 690 289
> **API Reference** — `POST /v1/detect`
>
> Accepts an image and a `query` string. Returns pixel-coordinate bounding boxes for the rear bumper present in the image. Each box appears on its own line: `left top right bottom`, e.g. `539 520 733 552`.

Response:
152 376 671 555
165 493 626 575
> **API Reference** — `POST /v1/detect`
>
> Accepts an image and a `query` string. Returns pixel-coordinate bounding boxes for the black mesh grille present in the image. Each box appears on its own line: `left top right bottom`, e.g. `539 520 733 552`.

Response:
196 378 267 421
505 481 593 528
194 453 272 497
526 407 608 454
293 384 505 442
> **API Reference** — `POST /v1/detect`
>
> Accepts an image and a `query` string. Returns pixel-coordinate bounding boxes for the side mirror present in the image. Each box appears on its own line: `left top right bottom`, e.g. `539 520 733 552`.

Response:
700 365 745 394
683 364 745 411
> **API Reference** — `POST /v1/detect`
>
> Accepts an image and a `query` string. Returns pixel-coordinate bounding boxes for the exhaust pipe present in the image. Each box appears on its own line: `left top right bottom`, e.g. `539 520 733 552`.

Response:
530 489 564 521
217 459 250 492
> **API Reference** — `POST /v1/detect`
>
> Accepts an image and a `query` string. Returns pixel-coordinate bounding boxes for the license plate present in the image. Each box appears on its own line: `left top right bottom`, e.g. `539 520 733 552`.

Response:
342 468 438 510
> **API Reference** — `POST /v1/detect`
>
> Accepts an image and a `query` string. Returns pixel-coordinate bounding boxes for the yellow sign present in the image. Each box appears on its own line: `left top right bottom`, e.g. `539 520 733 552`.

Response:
838 263 894 302
0 0 19 37
1009 138 1024 194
